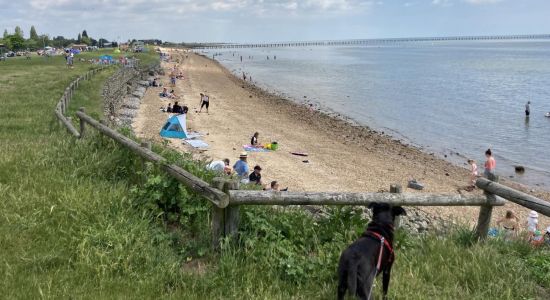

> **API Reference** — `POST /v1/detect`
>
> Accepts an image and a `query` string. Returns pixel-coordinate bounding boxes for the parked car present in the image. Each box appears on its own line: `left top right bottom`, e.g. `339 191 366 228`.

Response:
6 51 15 57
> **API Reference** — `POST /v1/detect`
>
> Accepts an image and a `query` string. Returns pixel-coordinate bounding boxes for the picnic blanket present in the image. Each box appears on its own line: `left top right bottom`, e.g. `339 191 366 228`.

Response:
243 145 270 152
186 132 204 140
185 140 209 149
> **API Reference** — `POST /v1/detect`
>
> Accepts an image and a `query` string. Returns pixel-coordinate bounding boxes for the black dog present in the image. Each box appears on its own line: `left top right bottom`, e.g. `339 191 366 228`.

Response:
337 203 406 300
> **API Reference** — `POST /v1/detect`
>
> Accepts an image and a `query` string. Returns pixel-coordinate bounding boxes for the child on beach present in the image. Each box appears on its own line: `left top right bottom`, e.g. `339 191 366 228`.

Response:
467 159 478 188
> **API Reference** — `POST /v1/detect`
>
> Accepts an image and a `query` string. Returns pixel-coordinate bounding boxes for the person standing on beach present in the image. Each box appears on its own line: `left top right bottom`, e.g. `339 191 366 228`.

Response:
243 72 247 81
199 93 209 113
484 149 496 180
525 101 531 116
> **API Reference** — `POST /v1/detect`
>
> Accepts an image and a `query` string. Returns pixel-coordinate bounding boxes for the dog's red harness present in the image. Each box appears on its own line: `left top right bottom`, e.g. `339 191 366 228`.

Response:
364 231 394 273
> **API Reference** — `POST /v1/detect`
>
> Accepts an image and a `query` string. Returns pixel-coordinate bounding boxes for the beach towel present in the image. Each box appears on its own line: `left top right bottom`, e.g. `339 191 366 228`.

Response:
185 140 209 149
243 145 270 152
186 132 204 140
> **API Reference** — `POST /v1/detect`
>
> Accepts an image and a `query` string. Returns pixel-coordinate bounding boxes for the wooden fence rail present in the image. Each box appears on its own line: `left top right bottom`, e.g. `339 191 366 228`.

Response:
228 190 504 206
53 66 550 249
54 67 107 138
476 177 550 217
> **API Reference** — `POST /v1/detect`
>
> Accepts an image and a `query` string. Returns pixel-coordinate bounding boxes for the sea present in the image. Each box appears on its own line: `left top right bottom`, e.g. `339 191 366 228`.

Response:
209 40 550 190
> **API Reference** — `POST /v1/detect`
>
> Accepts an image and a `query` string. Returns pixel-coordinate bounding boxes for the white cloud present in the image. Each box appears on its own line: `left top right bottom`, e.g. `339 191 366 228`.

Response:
432 0 452 5
25 0 375 13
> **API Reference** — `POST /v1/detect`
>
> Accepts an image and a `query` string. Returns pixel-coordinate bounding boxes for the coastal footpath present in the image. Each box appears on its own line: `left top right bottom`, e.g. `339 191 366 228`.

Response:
132 49 549 227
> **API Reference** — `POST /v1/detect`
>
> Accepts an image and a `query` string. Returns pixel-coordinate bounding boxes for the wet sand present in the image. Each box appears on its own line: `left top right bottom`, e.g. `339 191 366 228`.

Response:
132 49 549 229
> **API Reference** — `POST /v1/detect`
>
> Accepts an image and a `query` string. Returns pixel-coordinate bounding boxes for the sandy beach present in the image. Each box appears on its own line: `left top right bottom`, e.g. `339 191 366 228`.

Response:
133 49 549 228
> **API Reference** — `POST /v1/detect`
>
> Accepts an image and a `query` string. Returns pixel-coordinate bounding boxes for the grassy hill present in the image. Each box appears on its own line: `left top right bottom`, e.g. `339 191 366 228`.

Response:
0 51 548 299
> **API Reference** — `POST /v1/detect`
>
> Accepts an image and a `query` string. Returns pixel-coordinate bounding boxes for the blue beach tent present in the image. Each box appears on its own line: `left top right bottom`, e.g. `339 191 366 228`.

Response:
160 114 187 139
99 55 113 61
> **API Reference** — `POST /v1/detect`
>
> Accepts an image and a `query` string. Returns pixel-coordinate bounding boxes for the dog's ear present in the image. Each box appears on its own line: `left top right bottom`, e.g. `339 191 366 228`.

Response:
392 206 407 216
368 202 378 210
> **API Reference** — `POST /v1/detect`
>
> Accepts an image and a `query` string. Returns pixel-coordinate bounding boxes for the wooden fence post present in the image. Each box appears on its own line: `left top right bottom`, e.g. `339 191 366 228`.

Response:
390 184 403 228
79 107 86 138
211 178 226 250
475 176 498 240
210 178 240 250
224 180 240 237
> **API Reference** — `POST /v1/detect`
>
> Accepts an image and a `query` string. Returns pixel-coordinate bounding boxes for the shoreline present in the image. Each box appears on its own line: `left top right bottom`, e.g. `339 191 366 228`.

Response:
212 53 548 193
132 49 549 228
214 50 550 192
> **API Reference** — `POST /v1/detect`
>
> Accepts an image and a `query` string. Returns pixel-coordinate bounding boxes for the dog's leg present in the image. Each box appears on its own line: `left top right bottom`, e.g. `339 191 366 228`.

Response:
359 265 376 300
337 267 347 300
382 267 392 300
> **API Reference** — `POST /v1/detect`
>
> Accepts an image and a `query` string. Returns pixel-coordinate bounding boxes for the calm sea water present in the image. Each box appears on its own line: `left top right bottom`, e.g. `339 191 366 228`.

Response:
211 41 550 189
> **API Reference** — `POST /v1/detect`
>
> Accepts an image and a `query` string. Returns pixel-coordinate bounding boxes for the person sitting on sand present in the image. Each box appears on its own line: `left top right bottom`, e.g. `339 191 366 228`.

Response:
249 165 262 185
265 180 280 191
467 159 478 188
152 78 162 87
233 152 250 181
264 180 287 191
484 149 496 180
199 93 210 113
527 211 539 234
160 87 169 98
496 210 519 240
251 132 260 147
207 159 230 174
172 102 183 114
166 103 172 113
169 89 180 100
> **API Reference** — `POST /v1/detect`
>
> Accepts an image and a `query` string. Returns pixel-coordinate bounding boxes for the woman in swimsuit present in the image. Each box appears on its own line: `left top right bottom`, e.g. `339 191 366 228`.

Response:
484 149 496 180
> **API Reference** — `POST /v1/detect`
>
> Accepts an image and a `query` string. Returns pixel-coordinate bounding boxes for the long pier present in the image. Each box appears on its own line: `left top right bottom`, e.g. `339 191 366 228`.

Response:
194 34 550 49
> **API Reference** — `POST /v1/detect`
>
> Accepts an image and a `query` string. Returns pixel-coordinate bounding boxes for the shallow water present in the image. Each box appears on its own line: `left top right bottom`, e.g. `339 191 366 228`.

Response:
212 41 550 189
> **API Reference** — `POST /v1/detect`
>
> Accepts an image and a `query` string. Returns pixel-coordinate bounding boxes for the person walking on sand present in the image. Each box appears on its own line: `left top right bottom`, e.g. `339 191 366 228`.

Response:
467 159 478 188
525 101 531 117
484 149 496 180
199 92 210 113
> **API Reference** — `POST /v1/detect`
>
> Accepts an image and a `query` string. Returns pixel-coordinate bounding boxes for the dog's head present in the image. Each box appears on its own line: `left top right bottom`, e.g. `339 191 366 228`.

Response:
368 202 407 225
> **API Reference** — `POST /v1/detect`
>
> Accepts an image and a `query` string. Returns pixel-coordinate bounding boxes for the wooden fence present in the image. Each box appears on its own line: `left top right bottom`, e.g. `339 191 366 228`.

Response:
54 66 108 138
55 69 550 250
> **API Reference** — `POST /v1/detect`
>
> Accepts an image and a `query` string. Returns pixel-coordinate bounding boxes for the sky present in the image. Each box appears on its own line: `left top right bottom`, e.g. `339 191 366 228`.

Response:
0 0 549 43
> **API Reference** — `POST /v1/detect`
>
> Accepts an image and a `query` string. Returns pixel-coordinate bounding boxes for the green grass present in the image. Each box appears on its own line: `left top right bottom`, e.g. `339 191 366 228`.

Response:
1 51 549 299
67 67 115 119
